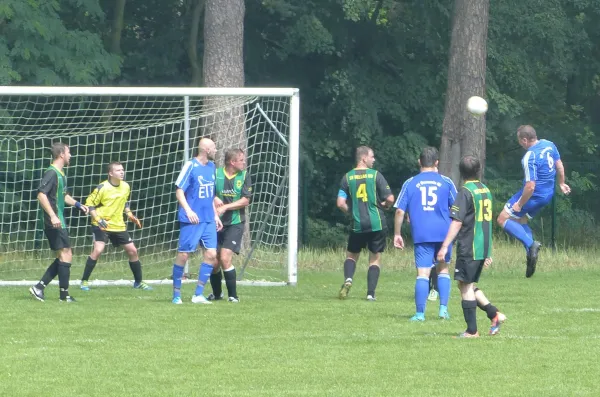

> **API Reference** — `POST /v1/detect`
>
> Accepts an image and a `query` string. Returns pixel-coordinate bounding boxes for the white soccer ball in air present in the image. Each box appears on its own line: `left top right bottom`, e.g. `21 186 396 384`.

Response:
467 96 488 115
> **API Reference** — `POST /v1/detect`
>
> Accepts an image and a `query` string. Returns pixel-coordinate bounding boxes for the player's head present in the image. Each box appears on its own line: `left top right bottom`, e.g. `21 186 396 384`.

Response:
418 146 439 169
459 155 481 181
198 137 217 161
517 125 538 149
356 146 375 168
225 148 246 172
107 161 125 181
51 142 71 166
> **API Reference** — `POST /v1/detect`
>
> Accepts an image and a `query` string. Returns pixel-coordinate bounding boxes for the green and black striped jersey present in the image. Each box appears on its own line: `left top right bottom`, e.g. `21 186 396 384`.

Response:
215 167 252 225
450 180 493 260
38 165 68 229
339 168 392 233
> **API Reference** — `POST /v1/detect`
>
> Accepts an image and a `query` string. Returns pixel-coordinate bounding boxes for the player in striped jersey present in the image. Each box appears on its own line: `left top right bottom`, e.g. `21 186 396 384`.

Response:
207 148 252 303
337 146 394 301
437 155 505 337
29 142 89 303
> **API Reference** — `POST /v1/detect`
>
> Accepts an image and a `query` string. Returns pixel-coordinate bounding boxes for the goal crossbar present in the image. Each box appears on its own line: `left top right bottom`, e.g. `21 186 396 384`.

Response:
0 86 298 97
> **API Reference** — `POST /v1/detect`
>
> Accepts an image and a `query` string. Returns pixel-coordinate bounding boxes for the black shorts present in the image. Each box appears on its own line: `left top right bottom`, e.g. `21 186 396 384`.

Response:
218 223 245 254
347 230 386 254
454 257 485 284
44 228 71 251
92 226 133 247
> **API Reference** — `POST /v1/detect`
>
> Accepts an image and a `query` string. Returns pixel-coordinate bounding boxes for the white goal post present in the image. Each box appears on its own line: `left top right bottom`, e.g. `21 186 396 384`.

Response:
0 86 299 286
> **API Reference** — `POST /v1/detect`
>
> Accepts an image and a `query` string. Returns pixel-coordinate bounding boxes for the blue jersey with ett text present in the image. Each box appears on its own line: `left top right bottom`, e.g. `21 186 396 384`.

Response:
175 158 216 223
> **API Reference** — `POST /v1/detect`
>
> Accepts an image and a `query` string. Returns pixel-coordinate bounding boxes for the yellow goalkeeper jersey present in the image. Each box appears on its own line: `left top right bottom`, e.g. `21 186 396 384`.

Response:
85 180 131 232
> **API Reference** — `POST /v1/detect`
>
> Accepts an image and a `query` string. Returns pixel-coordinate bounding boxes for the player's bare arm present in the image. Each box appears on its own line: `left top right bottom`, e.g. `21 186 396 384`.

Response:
176 188 199 224
65 194 89 214
336 197 349 213
437 219 463 263
381 194 395 209
216 197 250 216
555 159 571 194
513 181 535 212
214 196 224 208
37 191 61 228
393 208 405 249
211 198 223 231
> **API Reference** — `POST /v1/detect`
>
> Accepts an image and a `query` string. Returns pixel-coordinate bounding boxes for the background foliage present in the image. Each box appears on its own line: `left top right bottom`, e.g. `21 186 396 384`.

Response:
1 0 599 247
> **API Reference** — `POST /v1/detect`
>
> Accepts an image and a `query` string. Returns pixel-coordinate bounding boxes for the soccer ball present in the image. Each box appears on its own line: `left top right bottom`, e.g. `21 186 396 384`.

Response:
466 96 488 115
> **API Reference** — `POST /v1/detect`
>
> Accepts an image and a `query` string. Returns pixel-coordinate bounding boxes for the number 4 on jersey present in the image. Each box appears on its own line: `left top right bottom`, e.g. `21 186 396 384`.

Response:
356 184 368 202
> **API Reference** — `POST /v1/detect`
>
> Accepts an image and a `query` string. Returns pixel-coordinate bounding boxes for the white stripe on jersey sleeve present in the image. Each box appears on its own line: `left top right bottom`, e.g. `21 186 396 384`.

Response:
175 160 193 188
441 175 458 201
394 177 413 209
522 150 535 182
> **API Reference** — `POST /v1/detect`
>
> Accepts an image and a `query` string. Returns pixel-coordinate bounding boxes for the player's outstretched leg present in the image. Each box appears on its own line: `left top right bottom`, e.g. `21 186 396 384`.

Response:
192 258 215 304
526 241 542 278
437 272 451 319
428 266 438 301
30 258 60 302
411 276 428 321
208 268 223 301
339 257 356 299
223 267 238 303
474 288 506 335
172 260 185 304
366 264 380 301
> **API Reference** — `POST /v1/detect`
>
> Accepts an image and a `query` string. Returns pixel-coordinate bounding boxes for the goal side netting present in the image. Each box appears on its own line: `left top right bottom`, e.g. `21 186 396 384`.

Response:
0 86 299 287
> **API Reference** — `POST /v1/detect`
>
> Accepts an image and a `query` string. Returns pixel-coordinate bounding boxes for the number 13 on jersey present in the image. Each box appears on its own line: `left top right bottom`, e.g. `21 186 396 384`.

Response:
477 198 492 221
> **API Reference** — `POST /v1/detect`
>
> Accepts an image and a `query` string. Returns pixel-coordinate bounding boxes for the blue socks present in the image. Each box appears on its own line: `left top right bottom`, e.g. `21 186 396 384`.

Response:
194 263 214 296
503 219 534 250
172 264 184 299
415 276 429 313
437 273 451 306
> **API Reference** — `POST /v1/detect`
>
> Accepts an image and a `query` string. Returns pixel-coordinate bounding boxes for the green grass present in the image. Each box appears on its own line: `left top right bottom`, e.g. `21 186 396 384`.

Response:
2 246 600 396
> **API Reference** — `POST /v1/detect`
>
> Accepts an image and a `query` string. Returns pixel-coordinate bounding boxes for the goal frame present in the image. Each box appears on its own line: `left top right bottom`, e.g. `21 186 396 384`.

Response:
0 86 300 286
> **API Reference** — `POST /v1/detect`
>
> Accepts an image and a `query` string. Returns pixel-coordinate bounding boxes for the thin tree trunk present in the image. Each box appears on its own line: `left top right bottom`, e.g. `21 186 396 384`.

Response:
439 0 489 184
202 0 249 251
188 0 205 86
109 0 126 55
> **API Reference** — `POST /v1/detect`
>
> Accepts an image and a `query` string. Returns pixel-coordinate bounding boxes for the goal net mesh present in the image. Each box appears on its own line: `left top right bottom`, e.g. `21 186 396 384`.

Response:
0 93 292 284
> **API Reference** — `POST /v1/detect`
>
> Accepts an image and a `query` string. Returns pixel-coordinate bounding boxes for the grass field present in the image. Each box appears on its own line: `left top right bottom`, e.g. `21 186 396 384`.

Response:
2 242 600 396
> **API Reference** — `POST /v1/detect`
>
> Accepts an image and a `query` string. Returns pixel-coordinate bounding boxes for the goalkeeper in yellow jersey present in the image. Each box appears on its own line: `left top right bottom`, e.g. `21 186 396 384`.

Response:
80 161 152 291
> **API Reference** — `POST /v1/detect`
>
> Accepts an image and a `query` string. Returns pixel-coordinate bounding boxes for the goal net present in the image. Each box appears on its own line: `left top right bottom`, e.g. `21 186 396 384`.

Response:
0 86 299 286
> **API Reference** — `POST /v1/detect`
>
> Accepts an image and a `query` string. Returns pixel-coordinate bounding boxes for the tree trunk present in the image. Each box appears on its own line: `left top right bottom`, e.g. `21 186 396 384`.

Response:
202 0 245 163
439 0 489 185
202 0 249 251
109 0 127 55
188 0 205 86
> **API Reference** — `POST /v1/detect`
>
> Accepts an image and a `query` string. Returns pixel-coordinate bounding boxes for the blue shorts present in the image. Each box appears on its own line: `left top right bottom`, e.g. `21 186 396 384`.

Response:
178 222 217 252
414 242 452 268
505 189 553 219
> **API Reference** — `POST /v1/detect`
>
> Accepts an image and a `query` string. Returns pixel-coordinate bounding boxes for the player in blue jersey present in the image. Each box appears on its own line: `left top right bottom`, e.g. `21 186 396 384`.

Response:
393 147 457 321
171 137 223 304
497 125 571 278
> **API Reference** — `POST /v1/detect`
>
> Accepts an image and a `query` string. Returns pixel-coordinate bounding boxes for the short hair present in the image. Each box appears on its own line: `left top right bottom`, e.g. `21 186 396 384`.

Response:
107 161 122 174
419 147 439 168
517 125 537 141
224 148 244 165
459 155 481 180
355 146 372 163
50 142 68 160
